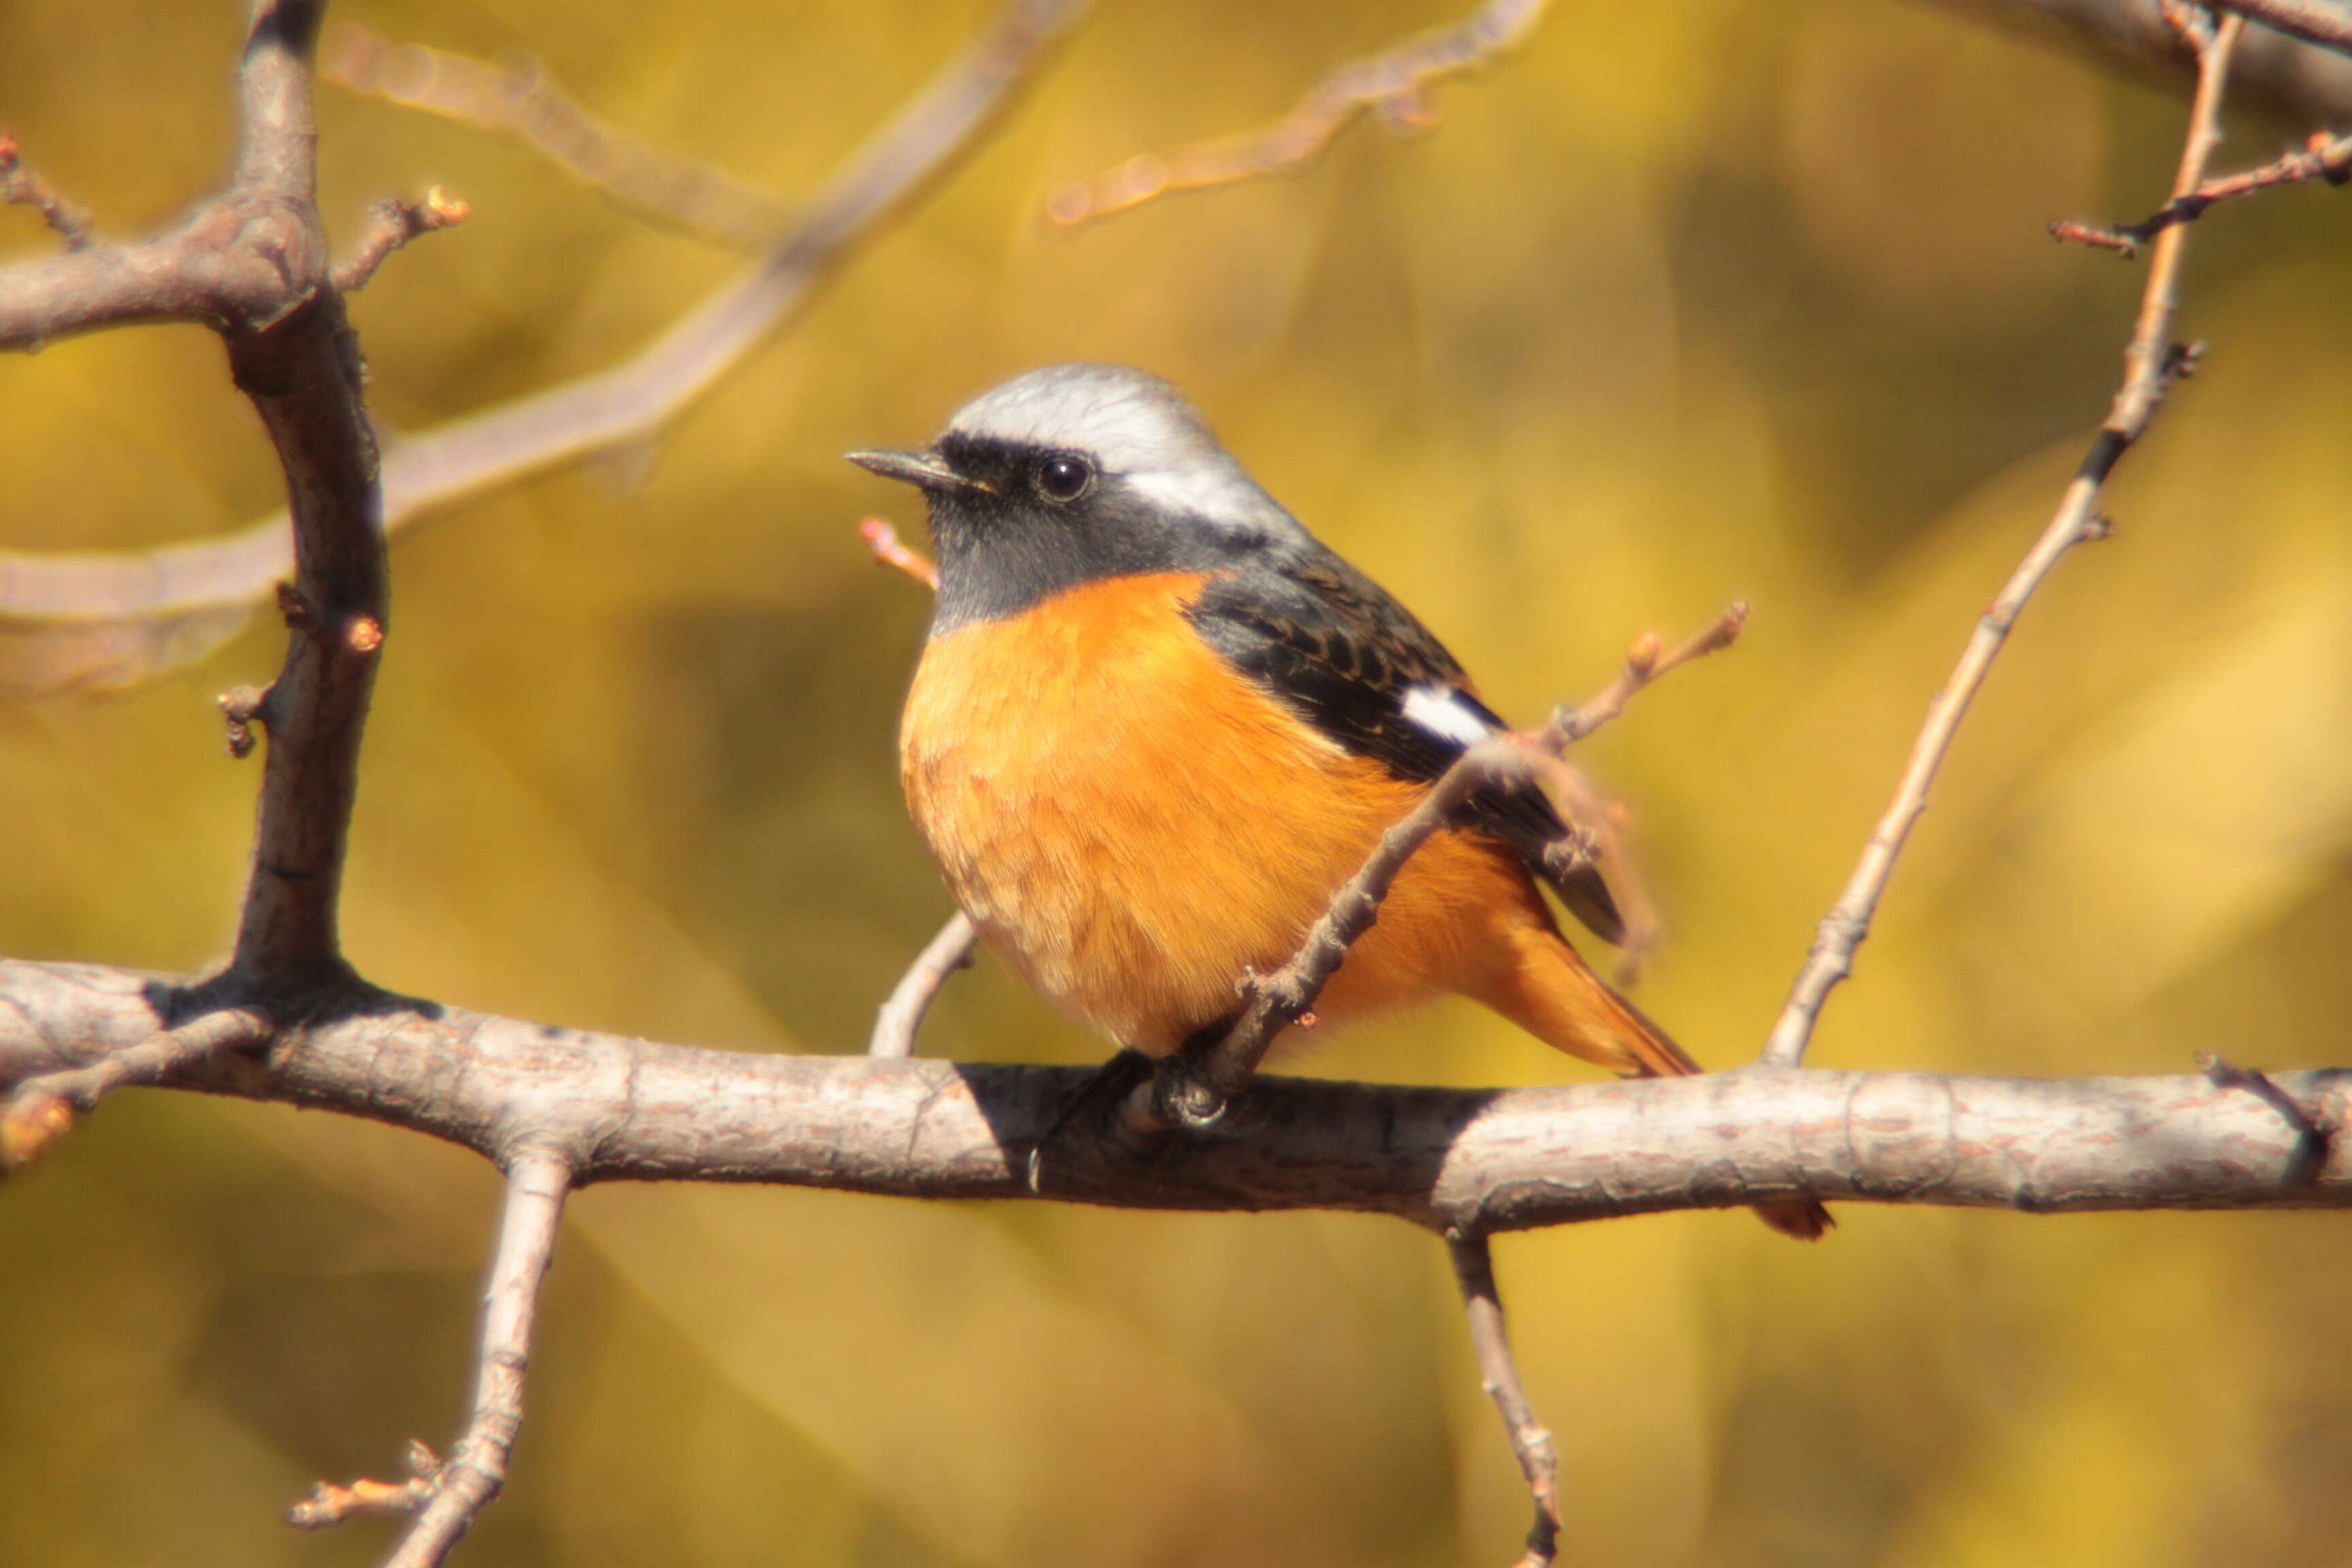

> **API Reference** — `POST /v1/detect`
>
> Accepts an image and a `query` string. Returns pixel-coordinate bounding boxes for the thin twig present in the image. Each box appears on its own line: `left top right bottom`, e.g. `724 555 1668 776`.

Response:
1 1006 270 1169
289 1441 442 1529
321 20 795 250
1758 12 2247 1071
333 186 472 295
0 133 95 250
1139 608 1746 1134
1548 602 1748 745
365 1153 572 1568
868 911 977 1058
1045 0 1551 227
2053 127 2352 255
859 516 941 589
0 0 1084 702
1448 1234 1561 1568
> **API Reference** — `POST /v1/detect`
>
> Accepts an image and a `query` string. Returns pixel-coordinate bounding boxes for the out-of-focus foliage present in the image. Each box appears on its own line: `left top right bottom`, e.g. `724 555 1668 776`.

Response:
4 0 2351 1563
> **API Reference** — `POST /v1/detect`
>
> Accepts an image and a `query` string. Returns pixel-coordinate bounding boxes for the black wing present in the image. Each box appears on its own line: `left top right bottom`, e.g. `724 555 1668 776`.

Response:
1183 548 1625 944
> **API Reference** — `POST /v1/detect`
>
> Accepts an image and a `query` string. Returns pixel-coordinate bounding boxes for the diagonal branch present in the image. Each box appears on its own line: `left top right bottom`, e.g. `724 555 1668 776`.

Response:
321 20 794 250
1758 12 2247 1071
1141 607 1746 1135
0 0 1084 701
1045 0 1552 227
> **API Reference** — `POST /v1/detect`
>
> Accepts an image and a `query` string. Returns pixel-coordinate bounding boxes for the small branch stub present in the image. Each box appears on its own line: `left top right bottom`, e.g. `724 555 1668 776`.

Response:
332 186 471 295
290 1441 442 1529
0 133 95 250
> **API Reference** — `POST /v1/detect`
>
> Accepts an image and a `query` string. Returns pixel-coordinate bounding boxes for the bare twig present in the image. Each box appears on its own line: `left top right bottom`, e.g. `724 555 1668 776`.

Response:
1448 1234 1561 1568
321 20 794 250
1758 13 2247 1071
5 957 2349 1226
1 1004 270 1169
332 186 472 294
289 1441 442 1529
0 0 1084 701
2053 127 2352 254
1547 603 1748 745
0 133 95 250
376 1154 572 1568
868 911 977 1058
859 515 941 589
1143 609 1746 1134
1045 0 1550 227
2215 0 2352 54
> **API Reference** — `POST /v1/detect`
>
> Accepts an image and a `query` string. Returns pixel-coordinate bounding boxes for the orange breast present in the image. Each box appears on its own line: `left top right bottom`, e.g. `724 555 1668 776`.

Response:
900 572 1552 1055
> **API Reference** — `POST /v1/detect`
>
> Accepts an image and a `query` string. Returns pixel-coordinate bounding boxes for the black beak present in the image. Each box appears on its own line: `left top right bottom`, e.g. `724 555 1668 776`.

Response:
845 448 990 495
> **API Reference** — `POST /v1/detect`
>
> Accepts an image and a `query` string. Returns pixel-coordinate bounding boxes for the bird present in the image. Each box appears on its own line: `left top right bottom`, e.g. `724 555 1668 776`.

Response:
849 363 1828 1241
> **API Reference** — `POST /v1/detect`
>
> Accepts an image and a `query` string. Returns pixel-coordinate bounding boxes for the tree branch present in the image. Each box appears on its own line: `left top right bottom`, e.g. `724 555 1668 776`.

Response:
375 1154 571 1568
0 0 1083 700
2215 0 2352 54
1758 12 2246 1071
1448 1235 1561 1568
2 958 2348 1224
2053 126 2352 253
1045 0 1552 227
0 133 95 250
321 20 794 250
867 911 977 1058
1143 607 1744 1136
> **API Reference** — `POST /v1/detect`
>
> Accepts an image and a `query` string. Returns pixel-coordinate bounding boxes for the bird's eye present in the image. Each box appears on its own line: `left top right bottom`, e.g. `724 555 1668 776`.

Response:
1033 453 1094 503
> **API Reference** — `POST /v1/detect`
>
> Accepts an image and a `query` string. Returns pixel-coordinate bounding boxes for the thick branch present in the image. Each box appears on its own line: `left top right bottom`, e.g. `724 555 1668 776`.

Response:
1927 0 2352 126
1759 14 2244 1071
3 959 2347 1228
218 0 388 985
2215 0 2352 54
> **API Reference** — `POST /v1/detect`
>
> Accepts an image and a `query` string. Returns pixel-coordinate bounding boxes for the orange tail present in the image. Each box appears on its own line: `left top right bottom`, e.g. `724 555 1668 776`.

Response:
1480 924 1831 1242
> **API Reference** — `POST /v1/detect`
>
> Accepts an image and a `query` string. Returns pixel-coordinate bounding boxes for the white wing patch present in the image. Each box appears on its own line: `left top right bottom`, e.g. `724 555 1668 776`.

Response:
1401 685 1495 749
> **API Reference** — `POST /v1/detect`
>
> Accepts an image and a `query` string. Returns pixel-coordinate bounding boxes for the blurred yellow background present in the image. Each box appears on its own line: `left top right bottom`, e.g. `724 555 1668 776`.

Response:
5 1 2352 1563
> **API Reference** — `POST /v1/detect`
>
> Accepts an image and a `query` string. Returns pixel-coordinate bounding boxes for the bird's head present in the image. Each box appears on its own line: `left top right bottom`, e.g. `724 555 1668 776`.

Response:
848 363 1307 632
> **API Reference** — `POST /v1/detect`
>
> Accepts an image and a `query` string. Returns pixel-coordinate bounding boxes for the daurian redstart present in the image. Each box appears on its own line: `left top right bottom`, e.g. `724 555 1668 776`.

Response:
851 364 1828 1241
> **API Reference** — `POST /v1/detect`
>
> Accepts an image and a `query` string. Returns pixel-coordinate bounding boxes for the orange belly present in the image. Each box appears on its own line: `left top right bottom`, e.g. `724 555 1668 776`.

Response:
899 572 1550 1054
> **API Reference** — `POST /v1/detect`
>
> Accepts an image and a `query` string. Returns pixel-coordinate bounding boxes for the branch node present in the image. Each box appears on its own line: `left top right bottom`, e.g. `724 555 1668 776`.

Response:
218 684 276 759
2198 1051 2336 1185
